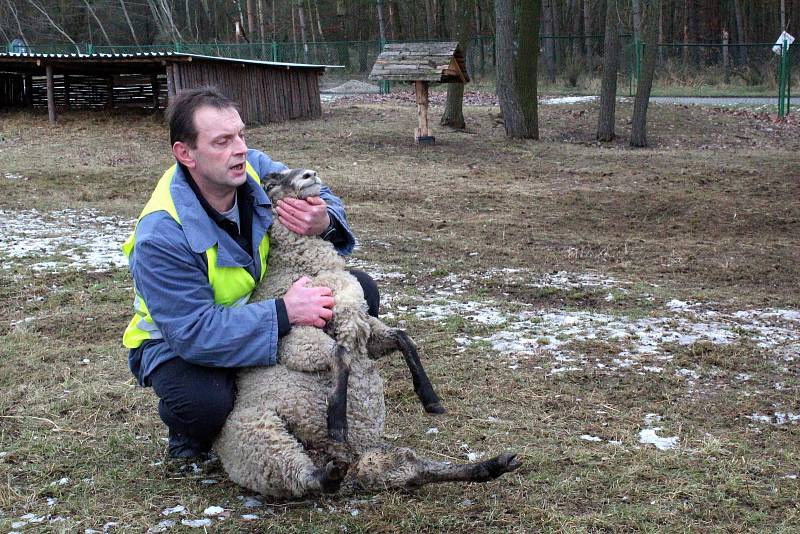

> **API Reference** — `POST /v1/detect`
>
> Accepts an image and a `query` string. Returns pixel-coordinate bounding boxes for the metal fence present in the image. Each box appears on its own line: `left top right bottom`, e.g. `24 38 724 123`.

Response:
7 35 794 115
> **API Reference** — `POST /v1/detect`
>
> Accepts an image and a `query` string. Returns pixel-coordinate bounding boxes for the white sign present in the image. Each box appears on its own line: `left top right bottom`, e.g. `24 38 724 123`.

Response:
772 31 795 55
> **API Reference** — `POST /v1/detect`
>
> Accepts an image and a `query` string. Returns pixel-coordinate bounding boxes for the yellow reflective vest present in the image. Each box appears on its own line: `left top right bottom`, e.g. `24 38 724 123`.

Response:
122 162 270 349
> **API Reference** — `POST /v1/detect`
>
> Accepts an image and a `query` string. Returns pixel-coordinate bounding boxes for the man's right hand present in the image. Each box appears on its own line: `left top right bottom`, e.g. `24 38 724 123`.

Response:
283 276 334 328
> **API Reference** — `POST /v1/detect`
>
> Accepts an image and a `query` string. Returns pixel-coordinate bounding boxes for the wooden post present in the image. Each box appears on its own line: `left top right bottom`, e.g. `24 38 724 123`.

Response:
46 64 57 123
414 80 434 145
24 74 33 106
106 75 114 109
63 74 70 109
151 74 160 110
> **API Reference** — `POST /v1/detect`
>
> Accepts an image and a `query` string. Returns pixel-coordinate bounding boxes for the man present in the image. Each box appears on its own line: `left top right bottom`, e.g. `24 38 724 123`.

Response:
123 87 378 458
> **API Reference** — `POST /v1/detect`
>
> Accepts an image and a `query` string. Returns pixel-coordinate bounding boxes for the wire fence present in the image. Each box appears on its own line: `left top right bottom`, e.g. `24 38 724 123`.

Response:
6 35 794 115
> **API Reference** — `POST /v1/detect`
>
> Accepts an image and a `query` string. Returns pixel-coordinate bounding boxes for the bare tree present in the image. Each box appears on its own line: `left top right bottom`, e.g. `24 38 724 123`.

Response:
26 0 80 52
495 0 541 138
119 0 141 46
5 0 28 42
441 0 473 129
295 0 308 61
597 0 620 142
630 0 660 147
542 0 556 82
83 0 114 49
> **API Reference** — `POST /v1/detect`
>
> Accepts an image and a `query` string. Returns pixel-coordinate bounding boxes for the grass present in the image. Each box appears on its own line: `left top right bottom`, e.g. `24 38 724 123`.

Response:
1 98 799 532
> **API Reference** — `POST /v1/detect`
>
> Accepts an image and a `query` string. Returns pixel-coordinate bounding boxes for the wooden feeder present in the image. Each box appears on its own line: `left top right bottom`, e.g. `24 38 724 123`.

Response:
369 42 469 145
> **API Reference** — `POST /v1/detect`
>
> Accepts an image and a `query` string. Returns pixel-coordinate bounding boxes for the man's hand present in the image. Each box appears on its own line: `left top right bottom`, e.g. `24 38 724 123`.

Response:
276 196 331 236
283 276 334 328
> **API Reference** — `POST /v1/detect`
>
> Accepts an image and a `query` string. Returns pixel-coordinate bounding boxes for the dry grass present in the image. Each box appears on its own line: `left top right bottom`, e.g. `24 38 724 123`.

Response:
1 99 799 532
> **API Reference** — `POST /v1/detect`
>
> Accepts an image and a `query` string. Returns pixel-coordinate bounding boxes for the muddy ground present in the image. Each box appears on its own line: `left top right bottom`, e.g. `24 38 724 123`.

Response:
0 96 799 532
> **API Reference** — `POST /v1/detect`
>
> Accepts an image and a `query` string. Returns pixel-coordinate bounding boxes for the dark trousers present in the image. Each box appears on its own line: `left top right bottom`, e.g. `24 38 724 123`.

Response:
147 269 379 446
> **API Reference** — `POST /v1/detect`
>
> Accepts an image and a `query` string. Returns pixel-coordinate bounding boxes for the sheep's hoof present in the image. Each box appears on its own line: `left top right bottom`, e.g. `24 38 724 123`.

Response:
328 426 348 443
475 452 522 481
424 401 446 415
318 459 349 494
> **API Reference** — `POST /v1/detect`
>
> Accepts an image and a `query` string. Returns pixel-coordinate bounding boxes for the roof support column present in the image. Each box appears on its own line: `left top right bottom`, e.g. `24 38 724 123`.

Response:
151 74 160 110
46 64 57 123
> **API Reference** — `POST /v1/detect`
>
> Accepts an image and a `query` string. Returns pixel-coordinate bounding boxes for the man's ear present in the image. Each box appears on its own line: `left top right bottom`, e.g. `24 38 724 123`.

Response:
172 141 195 169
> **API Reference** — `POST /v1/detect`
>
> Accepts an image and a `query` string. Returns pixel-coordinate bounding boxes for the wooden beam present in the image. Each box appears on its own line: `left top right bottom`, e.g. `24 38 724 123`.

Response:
414 80 434 145
151 74 160 110
46 64 57 123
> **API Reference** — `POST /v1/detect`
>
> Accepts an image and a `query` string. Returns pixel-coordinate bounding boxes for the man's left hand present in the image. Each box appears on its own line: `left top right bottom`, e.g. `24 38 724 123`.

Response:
276 197 330 236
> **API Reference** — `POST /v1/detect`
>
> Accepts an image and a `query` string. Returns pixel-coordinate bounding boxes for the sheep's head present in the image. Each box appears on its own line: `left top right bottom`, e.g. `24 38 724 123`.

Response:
263 169 322 203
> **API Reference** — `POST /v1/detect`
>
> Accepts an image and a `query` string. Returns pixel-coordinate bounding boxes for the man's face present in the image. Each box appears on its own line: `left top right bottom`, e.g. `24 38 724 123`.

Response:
180 106 248 194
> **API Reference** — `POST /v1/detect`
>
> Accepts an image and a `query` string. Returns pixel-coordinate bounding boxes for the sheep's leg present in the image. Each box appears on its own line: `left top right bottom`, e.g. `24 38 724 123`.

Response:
349 446 521 492
366 317 445 414
215 407 349 498
327 345 351 443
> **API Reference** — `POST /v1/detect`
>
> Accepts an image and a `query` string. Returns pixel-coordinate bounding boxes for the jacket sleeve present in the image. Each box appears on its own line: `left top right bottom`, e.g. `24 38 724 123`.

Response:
248 148 357 255
130 213 280 368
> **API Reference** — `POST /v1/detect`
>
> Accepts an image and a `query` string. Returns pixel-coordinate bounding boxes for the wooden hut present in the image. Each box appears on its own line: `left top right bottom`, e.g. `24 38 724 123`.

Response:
369 42 469 145
0 52 327 125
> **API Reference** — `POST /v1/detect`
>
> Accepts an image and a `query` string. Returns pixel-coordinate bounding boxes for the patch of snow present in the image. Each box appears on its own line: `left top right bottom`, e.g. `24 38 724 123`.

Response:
747 413 800 425
162 505 186 516
676 368 700 380
147 519 175 533
639 428 679 450
239 496 263 508
181 518 213 528
426 427 439 434
241 514 260 520
0 209 133 272
541 96 598 105
203 506 224 516
579 435 603 442
644 414 663 426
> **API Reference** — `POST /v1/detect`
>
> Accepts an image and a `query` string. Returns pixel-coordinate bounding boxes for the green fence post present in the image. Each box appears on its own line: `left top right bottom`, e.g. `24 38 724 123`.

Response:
271 41 278 62
175 41 182 54
379 38 389 94
779 40 787 117
87 43 94 55
787 42 792 115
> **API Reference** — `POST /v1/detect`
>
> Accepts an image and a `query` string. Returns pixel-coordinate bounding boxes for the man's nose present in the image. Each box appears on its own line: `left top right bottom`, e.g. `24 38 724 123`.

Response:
233 134 247 154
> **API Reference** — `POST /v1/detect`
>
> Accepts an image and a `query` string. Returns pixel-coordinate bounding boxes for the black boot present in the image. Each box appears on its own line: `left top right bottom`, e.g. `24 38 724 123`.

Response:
168 432 209 459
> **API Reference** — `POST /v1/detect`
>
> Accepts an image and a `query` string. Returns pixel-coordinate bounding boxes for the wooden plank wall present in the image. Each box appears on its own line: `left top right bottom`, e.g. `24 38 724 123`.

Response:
171 61 321 125
21 73 167 109
0 73 26 107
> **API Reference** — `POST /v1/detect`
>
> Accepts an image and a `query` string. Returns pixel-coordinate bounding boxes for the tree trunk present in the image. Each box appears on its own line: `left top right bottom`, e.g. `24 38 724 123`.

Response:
542 0 556 82
295 0 308 62
597 0 620 142
495 0 541 139
377 0 387 42
631 0 660 147
584 0 593 72
571 0 582 61
119 0 140 46
424 0 435 38
733 0 746 65
83 0 113 49
780 0 786 30
441 0 473 129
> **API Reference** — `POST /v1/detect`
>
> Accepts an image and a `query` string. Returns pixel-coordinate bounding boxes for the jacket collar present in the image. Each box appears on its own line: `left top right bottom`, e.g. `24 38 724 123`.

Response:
169 163 273 269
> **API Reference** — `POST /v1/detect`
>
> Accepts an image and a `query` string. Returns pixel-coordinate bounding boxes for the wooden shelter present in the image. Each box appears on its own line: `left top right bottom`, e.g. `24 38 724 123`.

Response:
0 52 328 124
369 42 469 145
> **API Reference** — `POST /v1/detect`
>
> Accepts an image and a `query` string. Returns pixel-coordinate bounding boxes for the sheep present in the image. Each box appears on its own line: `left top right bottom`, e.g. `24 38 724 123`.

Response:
212 169 522 498
253 169 445 443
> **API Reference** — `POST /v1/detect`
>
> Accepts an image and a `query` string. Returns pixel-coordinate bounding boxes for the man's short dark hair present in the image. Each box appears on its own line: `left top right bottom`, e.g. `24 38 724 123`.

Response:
167 87 239 148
